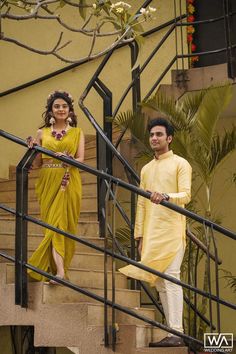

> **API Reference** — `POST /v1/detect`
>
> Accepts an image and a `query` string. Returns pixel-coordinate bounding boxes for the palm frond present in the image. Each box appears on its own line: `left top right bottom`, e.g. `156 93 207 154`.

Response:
178 89 207 127
143 92 188 131
113 110 150 151
115 227 131 246
194 84 233 150
209 125 236 175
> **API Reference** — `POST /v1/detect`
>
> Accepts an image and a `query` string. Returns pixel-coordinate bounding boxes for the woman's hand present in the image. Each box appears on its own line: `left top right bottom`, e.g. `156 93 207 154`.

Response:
26 136 38 149
55 151 74 167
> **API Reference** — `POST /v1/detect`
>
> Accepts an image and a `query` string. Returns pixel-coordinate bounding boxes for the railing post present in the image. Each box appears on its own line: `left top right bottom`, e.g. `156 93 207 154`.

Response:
93 79 113 237
223 0 236 79
15 149 38 307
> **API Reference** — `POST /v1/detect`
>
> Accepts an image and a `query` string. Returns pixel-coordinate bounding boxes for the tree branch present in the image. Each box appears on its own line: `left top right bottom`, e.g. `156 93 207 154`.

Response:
0 31 71 55
87 27 97 58
52 27 134 63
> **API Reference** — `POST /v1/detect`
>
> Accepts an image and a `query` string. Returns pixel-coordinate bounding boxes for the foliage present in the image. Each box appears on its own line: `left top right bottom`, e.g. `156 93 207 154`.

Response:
113 84 236 339
220 269 236 293
0 0 156 63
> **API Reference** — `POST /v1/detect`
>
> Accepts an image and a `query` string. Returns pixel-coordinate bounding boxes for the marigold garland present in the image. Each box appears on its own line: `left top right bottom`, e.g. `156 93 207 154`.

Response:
186 0 198 67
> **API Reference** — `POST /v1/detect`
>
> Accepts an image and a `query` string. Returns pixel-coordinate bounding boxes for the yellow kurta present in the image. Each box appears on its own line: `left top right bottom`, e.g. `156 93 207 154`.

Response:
28 127 82 281
119 150 192 286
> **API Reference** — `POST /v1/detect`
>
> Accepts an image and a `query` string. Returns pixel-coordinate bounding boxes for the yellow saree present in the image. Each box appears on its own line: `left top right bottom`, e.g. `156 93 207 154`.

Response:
28 127 82 281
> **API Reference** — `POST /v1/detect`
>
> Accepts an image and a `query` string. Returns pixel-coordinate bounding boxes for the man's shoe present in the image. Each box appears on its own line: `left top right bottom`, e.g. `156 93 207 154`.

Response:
149 335 185 347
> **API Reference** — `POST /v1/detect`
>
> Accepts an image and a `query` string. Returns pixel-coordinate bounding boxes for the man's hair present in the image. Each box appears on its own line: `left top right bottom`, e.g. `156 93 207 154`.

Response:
147 118 174 137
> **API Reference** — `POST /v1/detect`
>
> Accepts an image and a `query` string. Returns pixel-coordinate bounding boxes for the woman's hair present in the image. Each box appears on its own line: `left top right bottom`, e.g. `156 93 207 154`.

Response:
41 90 77 128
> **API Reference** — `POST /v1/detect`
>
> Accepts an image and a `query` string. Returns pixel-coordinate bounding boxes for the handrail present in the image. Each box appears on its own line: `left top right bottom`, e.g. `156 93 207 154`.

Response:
0 249 204 347
1 130 235 350
1 129 236 240
0 202 235 311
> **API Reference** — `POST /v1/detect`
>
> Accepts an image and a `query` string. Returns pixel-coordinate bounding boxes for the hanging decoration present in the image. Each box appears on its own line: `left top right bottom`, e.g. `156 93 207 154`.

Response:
186 0 199 67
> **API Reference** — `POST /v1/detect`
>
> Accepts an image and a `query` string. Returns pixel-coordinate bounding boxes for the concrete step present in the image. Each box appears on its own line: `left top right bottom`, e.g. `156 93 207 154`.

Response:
42 283 140 308
0 182 96 198
0 195 97 211
0 233 104 254
0 173 97 192
0 216 99 237
87 305 155 327
5 263 127 289
5 248 112 271
0 208 97 222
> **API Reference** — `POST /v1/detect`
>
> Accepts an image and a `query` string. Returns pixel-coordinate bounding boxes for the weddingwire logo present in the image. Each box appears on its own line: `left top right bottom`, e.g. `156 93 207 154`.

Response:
204 333 233 352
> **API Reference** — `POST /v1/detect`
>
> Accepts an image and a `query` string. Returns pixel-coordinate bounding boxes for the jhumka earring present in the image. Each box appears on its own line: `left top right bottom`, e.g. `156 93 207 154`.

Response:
49 116 56 125
66 116 72 125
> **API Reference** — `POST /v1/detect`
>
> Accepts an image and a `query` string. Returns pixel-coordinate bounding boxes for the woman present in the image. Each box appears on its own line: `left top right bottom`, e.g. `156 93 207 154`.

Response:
27 90 84 283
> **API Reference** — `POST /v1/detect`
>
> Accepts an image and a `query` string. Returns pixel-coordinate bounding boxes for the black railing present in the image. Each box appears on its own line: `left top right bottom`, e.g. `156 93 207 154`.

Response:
0 130 236 354
1 1 236 351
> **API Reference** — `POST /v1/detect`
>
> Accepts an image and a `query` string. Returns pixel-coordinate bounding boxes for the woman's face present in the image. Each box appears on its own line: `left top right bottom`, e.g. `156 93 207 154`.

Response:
52 98 70 122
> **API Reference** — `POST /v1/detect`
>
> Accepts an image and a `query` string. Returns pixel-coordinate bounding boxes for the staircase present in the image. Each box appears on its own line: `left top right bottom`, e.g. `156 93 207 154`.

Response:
0 135 188 353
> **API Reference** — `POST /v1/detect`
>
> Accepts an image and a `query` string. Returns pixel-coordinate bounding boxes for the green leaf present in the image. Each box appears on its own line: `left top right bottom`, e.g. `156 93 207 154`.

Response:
79 0 87 20
131 35 144 70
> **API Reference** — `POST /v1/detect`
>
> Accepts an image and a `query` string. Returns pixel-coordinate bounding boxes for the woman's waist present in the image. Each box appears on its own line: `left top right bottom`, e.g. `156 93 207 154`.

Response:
42 158 64 168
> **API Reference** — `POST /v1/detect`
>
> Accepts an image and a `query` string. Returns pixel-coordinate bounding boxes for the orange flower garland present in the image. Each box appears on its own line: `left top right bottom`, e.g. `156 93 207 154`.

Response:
186 0 199 67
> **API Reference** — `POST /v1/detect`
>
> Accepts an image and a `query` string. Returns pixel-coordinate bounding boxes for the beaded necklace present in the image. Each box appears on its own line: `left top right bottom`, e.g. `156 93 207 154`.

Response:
51 124 69 140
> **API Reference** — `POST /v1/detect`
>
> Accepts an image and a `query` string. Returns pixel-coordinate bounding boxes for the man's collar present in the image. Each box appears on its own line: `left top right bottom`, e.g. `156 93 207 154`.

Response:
154 150 173 160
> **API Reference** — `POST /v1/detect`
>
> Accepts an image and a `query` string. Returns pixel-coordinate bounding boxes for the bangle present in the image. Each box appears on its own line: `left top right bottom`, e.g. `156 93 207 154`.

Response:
162 193 170 201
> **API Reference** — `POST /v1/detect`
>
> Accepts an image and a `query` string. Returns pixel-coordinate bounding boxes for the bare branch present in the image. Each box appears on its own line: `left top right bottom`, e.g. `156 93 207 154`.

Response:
2 0 59 19
81 12 92 30
0 31 71 54
52 27 134 64
41 4 54 15
2 10 123 37
87 27 97 58
62 0 91 8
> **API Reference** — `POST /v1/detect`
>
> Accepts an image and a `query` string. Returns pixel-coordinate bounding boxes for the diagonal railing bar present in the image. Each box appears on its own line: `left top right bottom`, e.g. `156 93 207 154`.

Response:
187 230 222 265
0 201 235 311
183 294 215 330
112 23 177 118
104 180 131 228
78 104 140 183
143 43 236 101
1 130 236 241
13 258 205 347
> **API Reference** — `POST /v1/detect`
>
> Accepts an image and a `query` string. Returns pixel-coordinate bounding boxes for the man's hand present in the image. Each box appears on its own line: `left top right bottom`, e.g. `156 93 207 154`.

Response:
138 238 143 257
150 191 165 204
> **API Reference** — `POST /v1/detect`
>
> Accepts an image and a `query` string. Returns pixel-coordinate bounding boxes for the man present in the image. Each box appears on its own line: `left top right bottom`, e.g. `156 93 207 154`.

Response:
119 117 192 347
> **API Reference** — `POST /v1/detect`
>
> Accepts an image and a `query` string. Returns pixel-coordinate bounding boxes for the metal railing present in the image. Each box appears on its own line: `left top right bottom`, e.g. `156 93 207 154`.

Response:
1 1 236 351
0 130 236 353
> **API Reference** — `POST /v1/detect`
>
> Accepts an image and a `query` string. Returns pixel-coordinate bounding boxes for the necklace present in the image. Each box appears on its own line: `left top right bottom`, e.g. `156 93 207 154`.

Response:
51 124 69 140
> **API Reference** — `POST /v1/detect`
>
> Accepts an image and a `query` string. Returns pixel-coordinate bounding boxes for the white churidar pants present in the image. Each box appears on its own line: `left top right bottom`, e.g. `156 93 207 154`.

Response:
155 242 185 334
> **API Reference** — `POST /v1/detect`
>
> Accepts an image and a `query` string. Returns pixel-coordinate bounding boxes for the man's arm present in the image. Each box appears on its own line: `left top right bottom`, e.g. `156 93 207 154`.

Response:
168 159 192 205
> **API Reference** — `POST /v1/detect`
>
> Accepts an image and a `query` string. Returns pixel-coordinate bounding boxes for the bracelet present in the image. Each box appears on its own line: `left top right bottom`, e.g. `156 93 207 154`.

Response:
26 136 33 143
162 193 170 201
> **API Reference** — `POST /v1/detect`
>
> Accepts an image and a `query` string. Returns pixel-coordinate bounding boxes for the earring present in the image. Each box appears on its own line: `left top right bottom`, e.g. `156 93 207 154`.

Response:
66 116 72 124
49 116 56 125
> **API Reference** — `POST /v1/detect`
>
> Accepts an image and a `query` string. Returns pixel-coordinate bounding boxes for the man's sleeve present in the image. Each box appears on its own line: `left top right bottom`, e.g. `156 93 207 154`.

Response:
168 159 192 205
134 169 146 239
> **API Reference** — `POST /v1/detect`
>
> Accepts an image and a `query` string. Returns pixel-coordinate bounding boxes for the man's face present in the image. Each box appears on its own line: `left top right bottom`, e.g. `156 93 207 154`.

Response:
149 125 172 154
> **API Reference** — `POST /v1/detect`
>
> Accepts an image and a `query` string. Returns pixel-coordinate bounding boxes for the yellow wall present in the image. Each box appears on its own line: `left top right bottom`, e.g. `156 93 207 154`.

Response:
0 0 187 178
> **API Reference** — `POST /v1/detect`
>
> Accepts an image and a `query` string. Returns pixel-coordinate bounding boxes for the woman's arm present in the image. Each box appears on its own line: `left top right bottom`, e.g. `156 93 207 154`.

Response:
28 129 43 168
74 130 85 163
